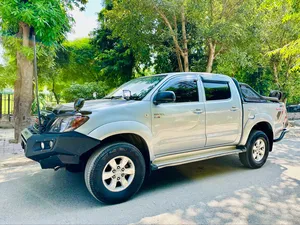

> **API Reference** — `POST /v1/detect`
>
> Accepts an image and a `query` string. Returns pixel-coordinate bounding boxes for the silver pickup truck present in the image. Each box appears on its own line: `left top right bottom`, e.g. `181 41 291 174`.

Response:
21 72 288 204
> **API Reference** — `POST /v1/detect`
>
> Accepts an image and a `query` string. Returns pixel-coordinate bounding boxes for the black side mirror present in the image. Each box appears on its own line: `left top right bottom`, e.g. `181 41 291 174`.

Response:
269 90 283 101
74 98 85 111
153 91 176 105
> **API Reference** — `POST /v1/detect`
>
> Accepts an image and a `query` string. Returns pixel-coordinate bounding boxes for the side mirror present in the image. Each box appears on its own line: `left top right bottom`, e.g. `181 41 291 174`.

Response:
123 90 131 100
269 90 283 101
153 91 176 105
74 98 85 111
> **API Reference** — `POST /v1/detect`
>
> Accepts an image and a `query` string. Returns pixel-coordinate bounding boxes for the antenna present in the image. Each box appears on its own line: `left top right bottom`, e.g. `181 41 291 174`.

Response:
33 33 42 133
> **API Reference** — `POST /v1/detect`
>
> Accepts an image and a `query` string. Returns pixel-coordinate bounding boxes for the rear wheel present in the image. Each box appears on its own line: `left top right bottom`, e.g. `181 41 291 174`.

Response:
239 130 270 169
84 142 146 204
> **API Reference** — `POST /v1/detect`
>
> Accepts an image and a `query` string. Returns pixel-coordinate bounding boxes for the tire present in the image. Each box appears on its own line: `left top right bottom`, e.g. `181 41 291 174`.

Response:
239 130 270 169
84 142 146 204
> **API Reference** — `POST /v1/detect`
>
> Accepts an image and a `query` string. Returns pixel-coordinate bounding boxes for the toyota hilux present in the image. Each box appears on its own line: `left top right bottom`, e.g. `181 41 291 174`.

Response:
21 72 288 204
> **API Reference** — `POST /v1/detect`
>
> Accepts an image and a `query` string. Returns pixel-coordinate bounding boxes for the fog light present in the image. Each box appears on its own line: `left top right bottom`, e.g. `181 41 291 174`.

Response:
41 142 45 150
49 141 53 148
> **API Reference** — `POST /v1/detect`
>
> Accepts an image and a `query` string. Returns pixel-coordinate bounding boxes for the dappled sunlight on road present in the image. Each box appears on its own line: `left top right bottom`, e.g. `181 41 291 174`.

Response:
134 174 300 225
133 209 198 225
133 137 300 225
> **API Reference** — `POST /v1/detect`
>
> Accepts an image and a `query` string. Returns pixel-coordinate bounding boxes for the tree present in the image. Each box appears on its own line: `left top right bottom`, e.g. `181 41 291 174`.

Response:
189 0 257 72
259 0 300 102
0 0 86 141
62 82 108 102
41 38 101 104
90 1 137 87
105 0 191 72
91 28 136 87
105 0 258 73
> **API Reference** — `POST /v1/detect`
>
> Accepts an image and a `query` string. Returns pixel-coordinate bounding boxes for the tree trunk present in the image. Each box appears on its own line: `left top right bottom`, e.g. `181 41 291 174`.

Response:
13 22 34 142
181 6 189 72
175 49 184 72
52 79 60 104
206 40 216 73
154 6 185 72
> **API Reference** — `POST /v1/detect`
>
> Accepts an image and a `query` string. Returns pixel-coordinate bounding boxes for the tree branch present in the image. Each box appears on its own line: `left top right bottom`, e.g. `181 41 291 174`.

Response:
215 45 225 58
154 5 183 56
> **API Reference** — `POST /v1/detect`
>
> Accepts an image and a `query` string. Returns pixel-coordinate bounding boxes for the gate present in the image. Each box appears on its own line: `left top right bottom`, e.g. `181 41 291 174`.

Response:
0 94 14 121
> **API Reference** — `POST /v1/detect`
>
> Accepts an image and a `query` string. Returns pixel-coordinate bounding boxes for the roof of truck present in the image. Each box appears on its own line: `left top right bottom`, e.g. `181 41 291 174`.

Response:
155 72 231 81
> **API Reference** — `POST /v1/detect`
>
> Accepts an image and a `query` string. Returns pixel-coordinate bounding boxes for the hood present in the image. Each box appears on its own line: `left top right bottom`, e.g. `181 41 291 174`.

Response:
53 99 131 114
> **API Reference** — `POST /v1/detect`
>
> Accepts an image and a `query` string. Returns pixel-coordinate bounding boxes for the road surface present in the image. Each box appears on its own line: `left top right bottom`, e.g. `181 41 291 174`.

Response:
0 129 299 224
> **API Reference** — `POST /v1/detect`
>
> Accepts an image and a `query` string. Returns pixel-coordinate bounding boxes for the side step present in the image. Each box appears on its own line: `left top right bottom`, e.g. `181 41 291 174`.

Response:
152 146 246 170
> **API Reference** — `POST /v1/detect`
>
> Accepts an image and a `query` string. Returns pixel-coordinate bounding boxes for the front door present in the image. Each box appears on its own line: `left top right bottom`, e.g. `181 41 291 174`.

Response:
152 75 206 156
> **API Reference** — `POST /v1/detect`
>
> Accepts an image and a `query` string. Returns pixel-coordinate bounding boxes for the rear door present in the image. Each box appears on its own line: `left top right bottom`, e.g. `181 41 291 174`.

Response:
203 78 242 146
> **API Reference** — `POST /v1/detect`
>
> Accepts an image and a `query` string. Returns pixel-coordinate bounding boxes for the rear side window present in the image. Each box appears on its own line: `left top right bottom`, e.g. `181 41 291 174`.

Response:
203 82 231 101
241 85 261 101
160 78 199 103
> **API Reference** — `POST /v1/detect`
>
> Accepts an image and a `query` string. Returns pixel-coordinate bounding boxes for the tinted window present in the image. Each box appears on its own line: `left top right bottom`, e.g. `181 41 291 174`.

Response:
241 85 261 100
160 78 199 103
204 82 231 101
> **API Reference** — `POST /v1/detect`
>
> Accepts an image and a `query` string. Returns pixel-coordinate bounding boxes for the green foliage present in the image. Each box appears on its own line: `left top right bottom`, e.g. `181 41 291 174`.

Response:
91 28 135 86
31 93 47 115
0 0 73 45
62 82 109 102
90 2 137 87
55 38 101 82
37 38 105 104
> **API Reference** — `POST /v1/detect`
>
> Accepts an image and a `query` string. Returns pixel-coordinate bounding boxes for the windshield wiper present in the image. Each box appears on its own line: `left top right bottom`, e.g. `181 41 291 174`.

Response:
128 96 141 100
103 95 123 100
103 95 141 101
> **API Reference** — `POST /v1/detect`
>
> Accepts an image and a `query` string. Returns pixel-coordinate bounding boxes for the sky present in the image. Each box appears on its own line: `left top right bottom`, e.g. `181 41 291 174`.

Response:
0 0 103 65
67 0 103 40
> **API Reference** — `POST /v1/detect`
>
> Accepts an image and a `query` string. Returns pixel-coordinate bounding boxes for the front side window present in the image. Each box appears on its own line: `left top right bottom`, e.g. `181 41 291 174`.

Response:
204 82 231 101
160 77 199 103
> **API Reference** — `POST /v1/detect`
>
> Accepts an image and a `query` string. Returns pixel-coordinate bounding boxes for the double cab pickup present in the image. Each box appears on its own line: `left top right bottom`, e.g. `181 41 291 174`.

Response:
21 72 288 204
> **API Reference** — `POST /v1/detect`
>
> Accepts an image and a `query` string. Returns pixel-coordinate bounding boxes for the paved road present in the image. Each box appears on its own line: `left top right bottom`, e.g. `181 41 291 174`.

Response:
0 130 300 224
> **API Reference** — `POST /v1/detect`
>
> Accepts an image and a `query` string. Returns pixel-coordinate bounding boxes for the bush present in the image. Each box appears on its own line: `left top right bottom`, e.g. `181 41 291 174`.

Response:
62 82 108 103
31 93 47 115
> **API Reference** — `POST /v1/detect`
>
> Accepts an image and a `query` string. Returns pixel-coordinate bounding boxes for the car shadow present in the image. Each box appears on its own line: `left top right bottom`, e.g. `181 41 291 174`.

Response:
0 154 247 209
141 154 246 195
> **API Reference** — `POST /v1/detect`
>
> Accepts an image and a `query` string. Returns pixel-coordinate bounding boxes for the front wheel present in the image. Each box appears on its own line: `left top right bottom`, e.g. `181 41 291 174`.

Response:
84 142 146 204
239 130 270 169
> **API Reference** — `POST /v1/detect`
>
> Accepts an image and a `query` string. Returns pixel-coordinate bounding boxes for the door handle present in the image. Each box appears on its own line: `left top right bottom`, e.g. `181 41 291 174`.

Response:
192 109 203 114
230 107 238 111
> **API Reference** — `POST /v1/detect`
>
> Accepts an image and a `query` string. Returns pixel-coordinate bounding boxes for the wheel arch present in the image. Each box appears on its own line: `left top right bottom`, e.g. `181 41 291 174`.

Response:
244 121 274 151
80 121 153 176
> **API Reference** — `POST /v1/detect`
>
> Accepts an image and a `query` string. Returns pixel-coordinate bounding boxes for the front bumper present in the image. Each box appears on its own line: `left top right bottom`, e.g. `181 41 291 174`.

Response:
21 128 101 169
274 128 289 142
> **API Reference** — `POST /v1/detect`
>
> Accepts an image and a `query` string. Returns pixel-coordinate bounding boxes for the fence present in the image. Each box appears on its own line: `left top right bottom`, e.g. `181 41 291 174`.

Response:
0 94 14 120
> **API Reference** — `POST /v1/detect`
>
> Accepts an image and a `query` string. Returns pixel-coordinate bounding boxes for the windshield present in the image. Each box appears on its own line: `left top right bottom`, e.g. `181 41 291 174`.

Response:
105 75 166 100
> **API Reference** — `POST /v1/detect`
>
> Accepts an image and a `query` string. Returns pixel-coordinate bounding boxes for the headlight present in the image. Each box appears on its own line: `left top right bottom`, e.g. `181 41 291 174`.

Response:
49 115 89 133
